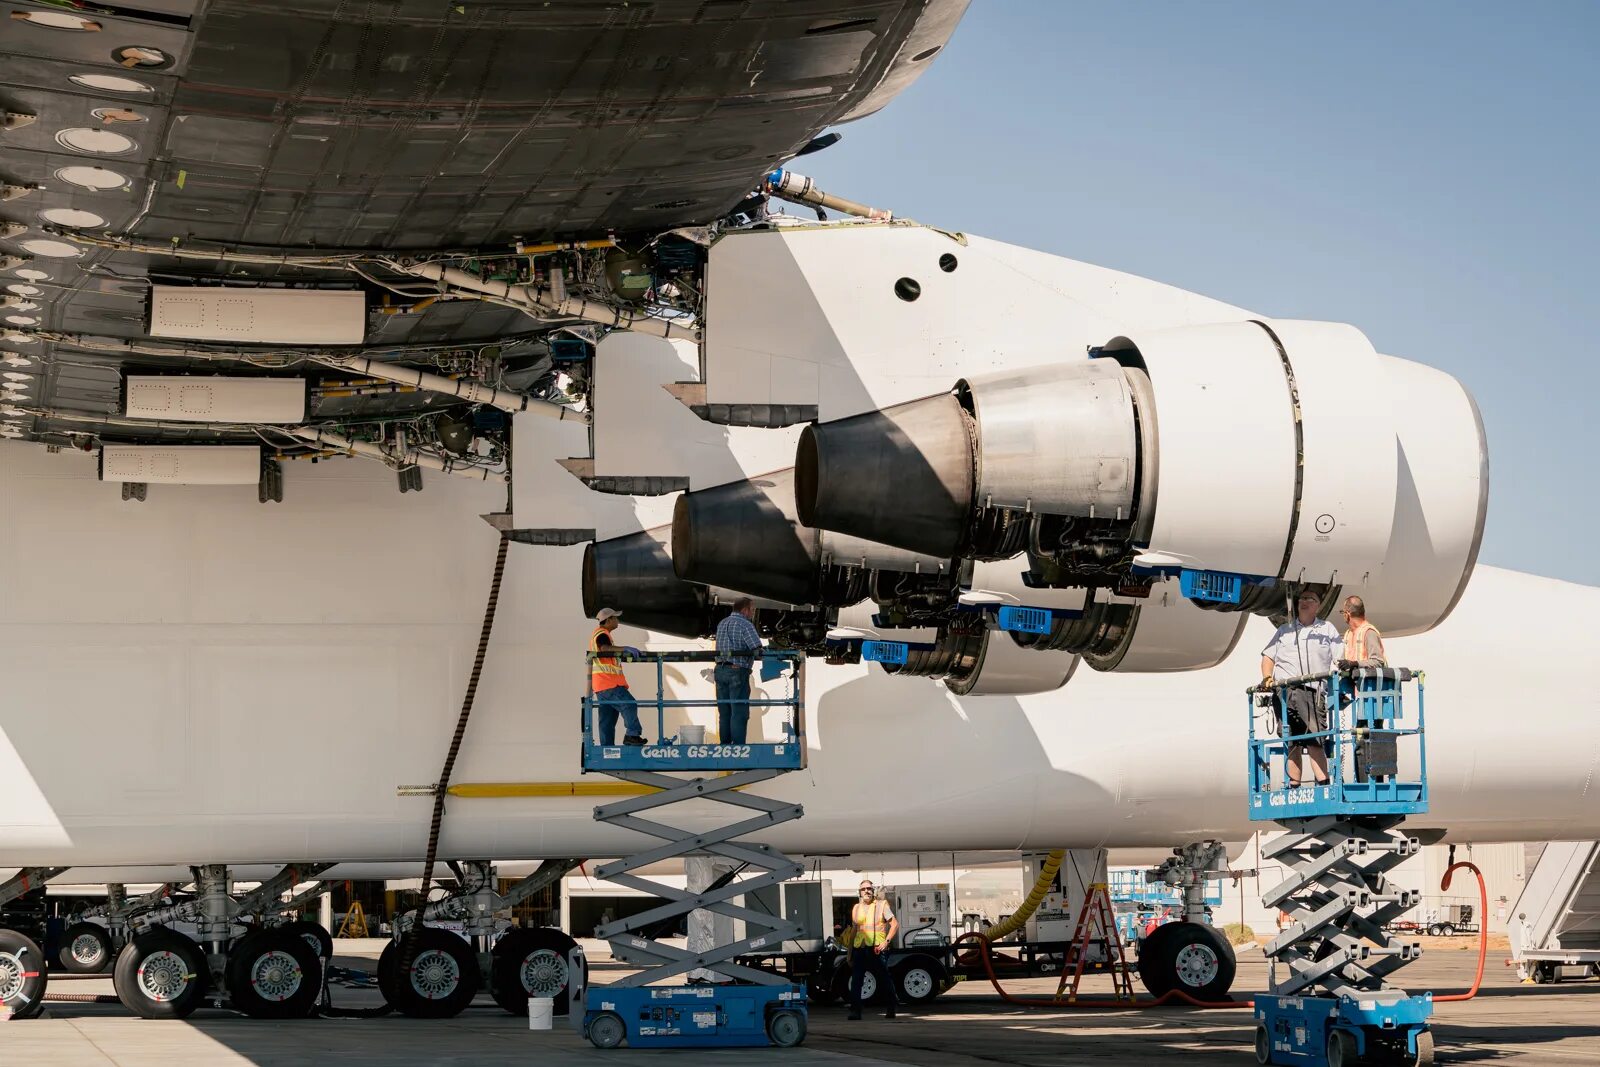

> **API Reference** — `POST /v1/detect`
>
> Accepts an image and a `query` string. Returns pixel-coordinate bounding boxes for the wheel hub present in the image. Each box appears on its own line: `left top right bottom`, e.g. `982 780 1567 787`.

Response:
71 933 104 966
410 948 460 999
250 949 303 1001
137 949 192 1002
1174 942 1220 987
902 967 934 999
520 948 569 996
0 951 24 1000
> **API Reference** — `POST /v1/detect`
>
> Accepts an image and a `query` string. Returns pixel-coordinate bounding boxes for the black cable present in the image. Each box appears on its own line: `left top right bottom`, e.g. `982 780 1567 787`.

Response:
395 534 511 985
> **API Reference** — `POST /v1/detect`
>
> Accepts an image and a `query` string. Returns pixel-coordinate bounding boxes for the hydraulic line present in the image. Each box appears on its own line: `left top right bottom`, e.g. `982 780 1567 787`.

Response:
981 849 1064 940
1433 860 1487 1002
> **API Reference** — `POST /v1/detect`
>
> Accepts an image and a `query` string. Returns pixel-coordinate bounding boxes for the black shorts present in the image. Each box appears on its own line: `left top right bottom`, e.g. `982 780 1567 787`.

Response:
1285 685 1327 745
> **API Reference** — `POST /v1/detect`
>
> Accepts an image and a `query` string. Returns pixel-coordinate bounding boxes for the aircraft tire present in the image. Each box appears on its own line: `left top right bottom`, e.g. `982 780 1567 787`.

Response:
0 928 49 1019
490 927 577 1015
225 925 323 1019
114 928 209 1019
59 921 114 974
378 928 479 1018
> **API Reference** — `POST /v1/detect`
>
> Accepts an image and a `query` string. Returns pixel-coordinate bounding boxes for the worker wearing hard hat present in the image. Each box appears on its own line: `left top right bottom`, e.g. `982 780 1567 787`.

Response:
842 879 901 1020
590 608 646 746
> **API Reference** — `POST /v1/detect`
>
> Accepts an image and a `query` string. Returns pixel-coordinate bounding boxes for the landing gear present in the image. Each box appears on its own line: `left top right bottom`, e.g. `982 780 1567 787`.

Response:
225 926 323 1019
1137 921 1236 1000
490 927 578 1015
0 928 48 1020
378 927 480 1018
114 928 209 1019
59 921 114 974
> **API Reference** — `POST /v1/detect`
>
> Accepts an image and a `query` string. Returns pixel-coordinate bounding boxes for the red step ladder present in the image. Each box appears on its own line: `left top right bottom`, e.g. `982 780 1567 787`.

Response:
1055 881 1135 1003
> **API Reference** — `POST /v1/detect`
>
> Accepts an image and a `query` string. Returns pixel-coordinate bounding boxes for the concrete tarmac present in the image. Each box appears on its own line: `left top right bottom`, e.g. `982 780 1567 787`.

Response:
6 941 1598 1065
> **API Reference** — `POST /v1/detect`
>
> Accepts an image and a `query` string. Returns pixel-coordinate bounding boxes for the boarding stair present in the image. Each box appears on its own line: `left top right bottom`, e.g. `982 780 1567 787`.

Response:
1248 668 1435 1067
1508 841 1600 982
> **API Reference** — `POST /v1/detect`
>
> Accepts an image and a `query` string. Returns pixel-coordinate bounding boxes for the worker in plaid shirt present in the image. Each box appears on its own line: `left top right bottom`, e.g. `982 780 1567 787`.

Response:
713 598 764 744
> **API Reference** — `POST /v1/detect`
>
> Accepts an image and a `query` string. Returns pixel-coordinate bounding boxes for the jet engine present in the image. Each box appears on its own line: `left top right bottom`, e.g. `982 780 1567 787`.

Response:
796 319 1488 662
672 467 949 608
582 526 832 648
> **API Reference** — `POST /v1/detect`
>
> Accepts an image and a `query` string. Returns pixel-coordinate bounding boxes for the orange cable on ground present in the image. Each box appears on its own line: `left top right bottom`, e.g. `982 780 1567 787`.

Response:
1432 860 1487 1002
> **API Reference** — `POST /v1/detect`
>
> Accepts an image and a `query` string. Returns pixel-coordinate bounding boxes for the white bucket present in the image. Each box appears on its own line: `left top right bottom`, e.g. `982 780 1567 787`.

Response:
528 996 554 1030
679 724 706 744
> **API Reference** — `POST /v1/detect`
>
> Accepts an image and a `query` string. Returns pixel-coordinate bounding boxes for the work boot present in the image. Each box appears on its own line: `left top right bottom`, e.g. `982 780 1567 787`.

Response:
846 1009 861 1021
623 735 646 746
885 1003 897 1019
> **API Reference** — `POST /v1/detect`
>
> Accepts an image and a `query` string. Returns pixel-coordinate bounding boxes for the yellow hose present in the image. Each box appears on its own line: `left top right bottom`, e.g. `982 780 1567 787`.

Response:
982 849 1065 940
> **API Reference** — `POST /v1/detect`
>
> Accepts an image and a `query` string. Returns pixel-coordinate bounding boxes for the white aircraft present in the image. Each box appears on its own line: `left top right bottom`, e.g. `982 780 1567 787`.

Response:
0 0 1590 1029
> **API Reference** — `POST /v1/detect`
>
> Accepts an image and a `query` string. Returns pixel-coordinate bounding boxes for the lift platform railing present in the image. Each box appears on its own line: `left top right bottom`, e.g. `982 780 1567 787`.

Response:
1247 667 1427 820
581 649 807 772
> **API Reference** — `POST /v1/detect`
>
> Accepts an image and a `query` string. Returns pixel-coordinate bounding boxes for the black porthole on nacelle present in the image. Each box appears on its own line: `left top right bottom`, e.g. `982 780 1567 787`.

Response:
894 277 921 302
939 253 958 273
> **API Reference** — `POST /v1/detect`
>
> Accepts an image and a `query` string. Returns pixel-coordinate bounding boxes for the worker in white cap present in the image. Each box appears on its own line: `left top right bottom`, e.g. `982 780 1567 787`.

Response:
589 608 645 746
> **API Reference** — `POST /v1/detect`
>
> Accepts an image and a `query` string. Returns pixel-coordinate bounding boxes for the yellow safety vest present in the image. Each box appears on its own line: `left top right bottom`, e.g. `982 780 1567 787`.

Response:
590 626 626 689
848 900 893 948
1343 620 1385 665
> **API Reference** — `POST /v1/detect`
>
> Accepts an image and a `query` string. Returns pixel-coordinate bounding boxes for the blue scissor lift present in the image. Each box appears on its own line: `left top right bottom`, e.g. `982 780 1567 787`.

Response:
1248 668 1435 1067
572 649 810 1050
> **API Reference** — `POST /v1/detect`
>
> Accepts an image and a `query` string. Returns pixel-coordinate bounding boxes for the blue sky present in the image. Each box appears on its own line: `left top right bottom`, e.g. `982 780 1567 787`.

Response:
804 1 1597 585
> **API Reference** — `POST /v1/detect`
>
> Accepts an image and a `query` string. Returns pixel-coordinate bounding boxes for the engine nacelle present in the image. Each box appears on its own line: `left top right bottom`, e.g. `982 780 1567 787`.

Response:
672 467 948 607
795 320 1488 649
878 622 1078 696
583 526 834 648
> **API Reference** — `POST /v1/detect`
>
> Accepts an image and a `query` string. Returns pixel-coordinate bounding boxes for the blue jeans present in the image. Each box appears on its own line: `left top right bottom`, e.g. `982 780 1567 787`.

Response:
594 686 643 744
714 664 751 744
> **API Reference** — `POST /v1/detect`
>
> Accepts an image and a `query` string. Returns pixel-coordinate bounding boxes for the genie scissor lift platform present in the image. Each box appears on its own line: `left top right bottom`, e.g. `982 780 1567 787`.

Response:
574 649 809 1050
1248 668 1434 1067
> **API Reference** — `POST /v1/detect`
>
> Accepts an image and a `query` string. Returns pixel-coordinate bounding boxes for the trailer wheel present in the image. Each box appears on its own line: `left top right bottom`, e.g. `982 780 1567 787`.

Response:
225 925 322 1019
1531 961 1557 984
59 921 114 974
829 957 886 1005
491 927 577 1016
0 928 49 1020
768 1008 806 1047
114 928 208 1019
1426 923 1444 936
893 954 945 1004
589 1009 627 1049
378 928 479 1018
1590 963 1600 980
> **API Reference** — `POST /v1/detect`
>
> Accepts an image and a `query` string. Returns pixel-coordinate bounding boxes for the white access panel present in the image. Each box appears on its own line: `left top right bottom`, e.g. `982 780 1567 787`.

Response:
98 445 262 485
122 375 309 423
1118 321 1298 578
148 285 366 345
1267 320 1398 590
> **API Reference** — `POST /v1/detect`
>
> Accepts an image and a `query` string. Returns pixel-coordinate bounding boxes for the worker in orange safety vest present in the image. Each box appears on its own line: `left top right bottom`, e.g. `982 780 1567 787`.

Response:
842 879 901 1020
1338 596 1388 667
590 607 646 746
